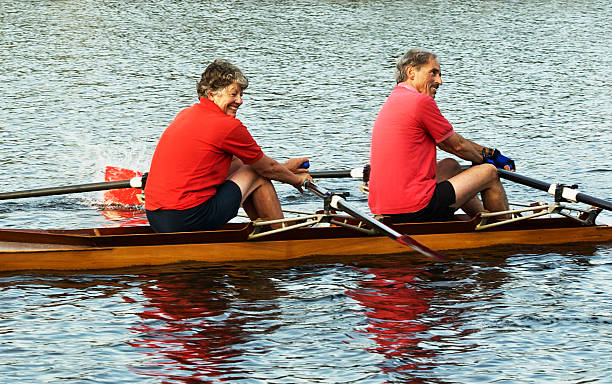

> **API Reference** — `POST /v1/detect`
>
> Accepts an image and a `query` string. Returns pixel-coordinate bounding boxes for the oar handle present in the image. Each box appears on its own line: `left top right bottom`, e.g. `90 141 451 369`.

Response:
308 166 367 180
303 180 329 199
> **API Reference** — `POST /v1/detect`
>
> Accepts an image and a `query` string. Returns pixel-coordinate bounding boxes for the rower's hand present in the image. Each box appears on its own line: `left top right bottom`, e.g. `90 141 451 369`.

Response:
284 157 310 173
483 149 516 171
293 173 313 193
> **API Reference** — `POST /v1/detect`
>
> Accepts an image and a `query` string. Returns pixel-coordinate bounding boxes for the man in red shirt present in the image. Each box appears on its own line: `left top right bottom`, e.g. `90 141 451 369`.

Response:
145 59 312 232
369 49 514 223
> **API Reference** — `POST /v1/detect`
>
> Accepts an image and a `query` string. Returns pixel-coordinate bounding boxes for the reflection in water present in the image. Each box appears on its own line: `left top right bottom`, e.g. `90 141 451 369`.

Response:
345 255 516 382
127 270 283 383
0 244 609 382
347 264 435 377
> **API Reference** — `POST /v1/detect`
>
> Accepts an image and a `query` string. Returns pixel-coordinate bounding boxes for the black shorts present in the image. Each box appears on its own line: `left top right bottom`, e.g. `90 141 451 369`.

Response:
386 180 457 223
146 180 242 233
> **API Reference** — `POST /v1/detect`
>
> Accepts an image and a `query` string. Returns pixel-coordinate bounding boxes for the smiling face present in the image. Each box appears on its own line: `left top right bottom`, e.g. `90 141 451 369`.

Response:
208 82 244 117
406 56 442 99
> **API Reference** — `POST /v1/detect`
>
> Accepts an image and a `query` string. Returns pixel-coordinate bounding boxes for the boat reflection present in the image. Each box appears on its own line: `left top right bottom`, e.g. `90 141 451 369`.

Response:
345 252 515 381
127 270 283 383
347 264 435 376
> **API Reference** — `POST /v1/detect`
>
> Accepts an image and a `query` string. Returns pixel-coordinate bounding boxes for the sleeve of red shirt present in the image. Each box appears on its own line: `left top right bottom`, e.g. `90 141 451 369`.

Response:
221 121 264 165
418 96 455 143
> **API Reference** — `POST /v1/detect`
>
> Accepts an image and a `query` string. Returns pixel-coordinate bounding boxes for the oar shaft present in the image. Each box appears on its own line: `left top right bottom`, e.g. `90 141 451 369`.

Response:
304 180 446 261
573 192 612 211
0 179 138 201
309 167 365 179
304 180 330 199
497 169 549 192
309 170 353 178
306 181 399 235
334 198 402 238
497 169 612 211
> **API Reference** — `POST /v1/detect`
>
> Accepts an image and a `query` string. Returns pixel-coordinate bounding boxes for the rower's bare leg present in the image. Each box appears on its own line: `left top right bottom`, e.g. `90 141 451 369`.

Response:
229 158 258 220
228 156 244 174
229 157 272 220
241 196 258 221
228 164 285 228
243 180 283 222
436 158 483 216
448 163 510 219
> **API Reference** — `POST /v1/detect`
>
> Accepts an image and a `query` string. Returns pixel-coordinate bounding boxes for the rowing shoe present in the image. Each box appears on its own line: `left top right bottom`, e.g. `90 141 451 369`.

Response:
303 180 447 262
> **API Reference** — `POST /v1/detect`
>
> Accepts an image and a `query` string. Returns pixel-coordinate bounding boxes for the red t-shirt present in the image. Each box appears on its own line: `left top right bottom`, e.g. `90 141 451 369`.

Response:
368 83 454 214
144 98 263 211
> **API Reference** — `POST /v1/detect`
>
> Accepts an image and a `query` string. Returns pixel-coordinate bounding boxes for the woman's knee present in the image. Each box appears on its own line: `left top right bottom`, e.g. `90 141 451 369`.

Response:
228 166 261 196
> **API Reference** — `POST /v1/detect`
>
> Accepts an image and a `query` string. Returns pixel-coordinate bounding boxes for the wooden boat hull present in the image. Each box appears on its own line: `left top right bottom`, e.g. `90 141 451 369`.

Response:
1 217 611 272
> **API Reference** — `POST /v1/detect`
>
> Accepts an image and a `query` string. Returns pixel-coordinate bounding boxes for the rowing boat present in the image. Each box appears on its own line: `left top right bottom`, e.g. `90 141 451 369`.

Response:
1 208 611 272
1 167 611 272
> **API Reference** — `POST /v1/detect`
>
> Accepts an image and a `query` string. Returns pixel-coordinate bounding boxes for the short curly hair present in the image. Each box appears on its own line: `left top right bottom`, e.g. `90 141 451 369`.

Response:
394 49 437 84
196 59 249 98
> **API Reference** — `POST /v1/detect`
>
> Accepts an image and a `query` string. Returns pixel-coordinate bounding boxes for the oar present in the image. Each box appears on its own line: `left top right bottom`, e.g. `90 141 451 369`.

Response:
304 180 447 261
0 177 144 201
99 165 369 205
103 166 366 183
309 166 612 211
310 167 366 179
0 164 365 203
497 169 612 211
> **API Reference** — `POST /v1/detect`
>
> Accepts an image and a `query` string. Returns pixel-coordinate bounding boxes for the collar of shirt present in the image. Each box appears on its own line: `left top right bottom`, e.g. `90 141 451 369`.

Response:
397 82 417 92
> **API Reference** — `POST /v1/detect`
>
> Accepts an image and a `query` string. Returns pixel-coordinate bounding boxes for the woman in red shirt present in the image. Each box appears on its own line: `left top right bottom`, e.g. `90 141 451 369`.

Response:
145 59 311 233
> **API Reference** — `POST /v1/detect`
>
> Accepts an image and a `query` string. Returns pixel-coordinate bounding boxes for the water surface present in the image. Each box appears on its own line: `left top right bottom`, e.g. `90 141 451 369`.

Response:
1 0 611 382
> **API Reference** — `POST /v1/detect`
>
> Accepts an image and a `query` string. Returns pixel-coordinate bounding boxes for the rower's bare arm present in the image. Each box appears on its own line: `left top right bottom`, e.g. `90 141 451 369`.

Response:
251 154 311 189
437 133 483 163
466 139 486 156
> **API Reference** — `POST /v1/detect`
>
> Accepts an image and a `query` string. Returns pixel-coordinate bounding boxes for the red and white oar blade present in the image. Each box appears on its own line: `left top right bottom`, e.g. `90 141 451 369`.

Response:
397 235 447 262
104 166 142 206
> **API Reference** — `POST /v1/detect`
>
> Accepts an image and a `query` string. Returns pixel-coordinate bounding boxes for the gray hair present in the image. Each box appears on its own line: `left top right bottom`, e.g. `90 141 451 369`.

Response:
196 59 249 98
394 49 437 84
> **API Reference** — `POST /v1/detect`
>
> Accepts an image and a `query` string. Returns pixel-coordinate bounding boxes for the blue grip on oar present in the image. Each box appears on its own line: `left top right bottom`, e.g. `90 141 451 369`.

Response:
300 161 310 169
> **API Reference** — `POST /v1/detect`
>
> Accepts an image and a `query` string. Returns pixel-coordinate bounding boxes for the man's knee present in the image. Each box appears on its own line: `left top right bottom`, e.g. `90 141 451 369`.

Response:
437 158 462 179
481 163 499 183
